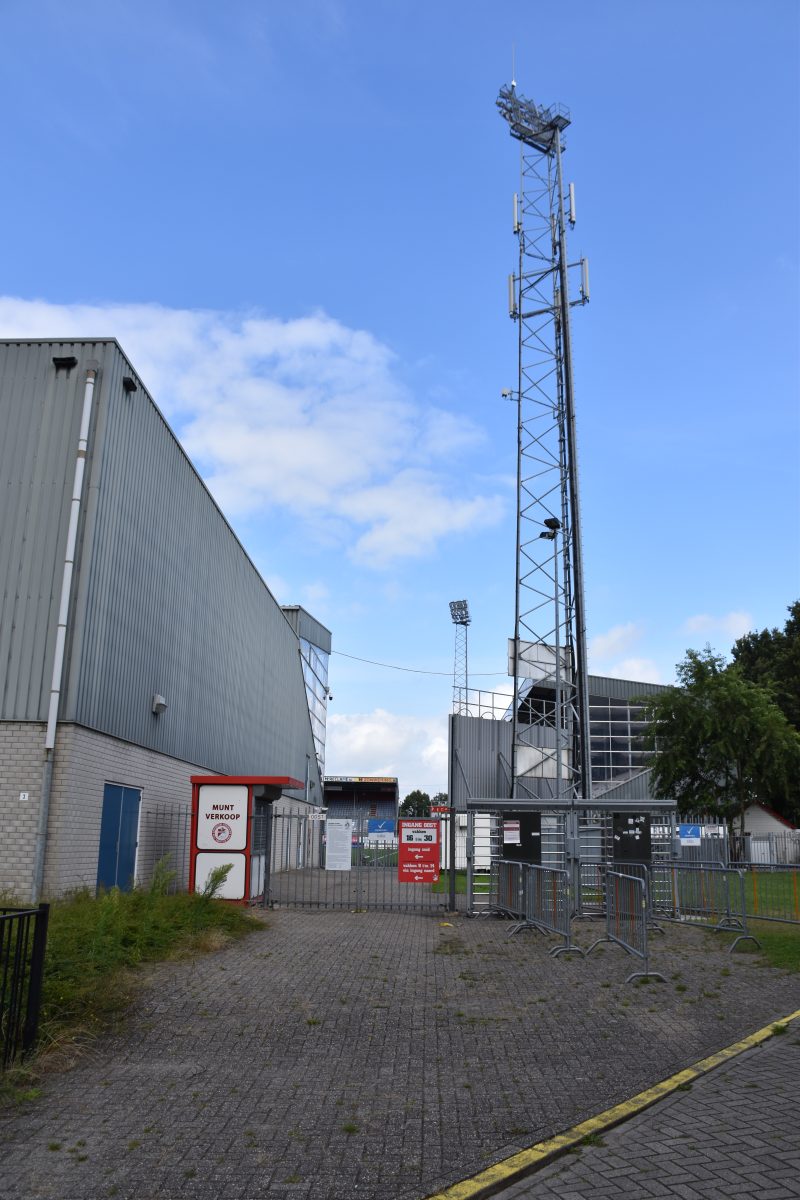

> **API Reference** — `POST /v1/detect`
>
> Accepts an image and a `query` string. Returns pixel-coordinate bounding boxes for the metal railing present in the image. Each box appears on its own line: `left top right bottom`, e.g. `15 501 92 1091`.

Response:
263 811 462 913
588 871 664 983
136 804 192 892
493 860 581 957
738 866 800 926
1 904 50 1070
579 860 665 931
649 864 761 952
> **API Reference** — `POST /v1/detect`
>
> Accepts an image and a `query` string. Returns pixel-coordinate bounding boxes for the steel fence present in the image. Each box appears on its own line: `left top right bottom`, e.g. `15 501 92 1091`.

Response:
588 871 664 983
650 864 761 952
1 904 49 1070
136 804 192 892
264 810 463 913
492 861 580 956
675 821 800 868
579 860 664 931
739 866 800 925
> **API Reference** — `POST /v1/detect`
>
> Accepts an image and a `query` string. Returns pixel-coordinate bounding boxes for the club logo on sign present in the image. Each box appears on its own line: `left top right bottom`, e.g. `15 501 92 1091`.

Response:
212 822 232 844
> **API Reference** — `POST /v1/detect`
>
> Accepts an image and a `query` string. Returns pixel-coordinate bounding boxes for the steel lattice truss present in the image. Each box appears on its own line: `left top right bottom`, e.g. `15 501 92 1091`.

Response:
449 600 470 715
497 83 592 802
452 622 468 714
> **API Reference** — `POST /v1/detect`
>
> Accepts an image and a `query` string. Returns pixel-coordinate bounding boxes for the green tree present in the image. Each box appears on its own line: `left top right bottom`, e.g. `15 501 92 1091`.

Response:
732 601 800 732
431 792 448 808
399 790 431 817
640 647 800 831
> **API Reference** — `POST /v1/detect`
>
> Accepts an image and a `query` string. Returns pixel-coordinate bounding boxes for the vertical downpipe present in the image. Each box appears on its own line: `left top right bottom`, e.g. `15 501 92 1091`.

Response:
32 367 97 903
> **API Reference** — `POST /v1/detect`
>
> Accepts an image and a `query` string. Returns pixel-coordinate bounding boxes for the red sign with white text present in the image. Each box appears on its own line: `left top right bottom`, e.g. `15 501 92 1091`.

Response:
398 820 440 884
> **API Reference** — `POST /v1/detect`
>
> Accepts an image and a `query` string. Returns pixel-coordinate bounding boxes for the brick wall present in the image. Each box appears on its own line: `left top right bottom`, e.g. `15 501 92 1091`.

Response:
0 723 48 900
1 721 315 899
1 721 317 899
44 726 217 896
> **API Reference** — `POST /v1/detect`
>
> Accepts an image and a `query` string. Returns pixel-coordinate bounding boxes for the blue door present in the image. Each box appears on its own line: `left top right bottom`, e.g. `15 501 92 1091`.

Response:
96 784 141 892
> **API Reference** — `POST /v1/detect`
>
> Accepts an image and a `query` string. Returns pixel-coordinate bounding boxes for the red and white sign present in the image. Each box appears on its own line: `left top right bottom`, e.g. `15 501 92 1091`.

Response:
196 784 248 850
431 805 450 815
398 819 440 884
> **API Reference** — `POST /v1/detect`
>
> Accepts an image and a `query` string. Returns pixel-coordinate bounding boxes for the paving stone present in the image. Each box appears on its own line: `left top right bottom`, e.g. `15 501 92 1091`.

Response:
495 1030 800 1199
0 910 797 1200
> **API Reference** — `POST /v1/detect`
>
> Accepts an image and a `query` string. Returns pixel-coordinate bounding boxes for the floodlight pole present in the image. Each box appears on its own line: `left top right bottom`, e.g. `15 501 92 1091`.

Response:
498 82 592 807
449 600 471 715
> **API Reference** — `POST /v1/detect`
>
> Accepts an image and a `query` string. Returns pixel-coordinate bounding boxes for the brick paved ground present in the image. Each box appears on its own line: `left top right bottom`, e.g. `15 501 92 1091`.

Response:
0 910 798 1200
495 1027 800 1199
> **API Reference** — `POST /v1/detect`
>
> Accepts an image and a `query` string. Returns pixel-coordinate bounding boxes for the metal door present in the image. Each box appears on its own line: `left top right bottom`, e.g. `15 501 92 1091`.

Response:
97 784 141 892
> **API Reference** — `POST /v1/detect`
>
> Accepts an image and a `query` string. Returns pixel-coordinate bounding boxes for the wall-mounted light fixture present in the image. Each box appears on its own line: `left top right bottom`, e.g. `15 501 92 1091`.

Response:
152 694 168 715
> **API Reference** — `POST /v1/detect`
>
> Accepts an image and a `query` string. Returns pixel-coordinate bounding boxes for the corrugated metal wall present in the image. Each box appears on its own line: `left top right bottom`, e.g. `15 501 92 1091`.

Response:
0 342 104 720
281 605 332 654
449 714 513 810
0 339 321 788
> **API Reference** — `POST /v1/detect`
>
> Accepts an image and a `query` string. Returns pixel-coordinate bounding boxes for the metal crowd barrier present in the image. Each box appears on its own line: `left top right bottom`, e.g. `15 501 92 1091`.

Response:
656 864 760 952
494 861 581 957
579 860 665 932
740 866 800 925
587 870 665 983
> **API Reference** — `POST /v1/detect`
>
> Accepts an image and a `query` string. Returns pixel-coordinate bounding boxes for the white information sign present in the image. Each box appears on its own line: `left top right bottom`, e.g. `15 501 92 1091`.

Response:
503 820 521 844
326 819 353 871
197 784 248 851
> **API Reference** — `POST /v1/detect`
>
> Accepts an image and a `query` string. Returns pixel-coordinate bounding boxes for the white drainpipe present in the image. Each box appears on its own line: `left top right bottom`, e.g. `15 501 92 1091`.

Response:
33 366 97 902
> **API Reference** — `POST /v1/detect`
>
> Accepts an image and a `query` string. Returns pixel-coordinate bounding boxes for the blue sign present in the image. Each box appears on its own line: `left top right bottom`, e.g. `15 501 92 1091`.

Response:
367 819 396 835
679 823 701 846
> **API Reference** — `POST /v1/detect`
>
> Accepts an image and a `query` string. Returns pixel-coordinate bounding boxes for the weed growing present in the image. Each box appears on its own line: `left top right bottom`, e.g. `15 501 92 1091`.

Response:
36 879 261 1058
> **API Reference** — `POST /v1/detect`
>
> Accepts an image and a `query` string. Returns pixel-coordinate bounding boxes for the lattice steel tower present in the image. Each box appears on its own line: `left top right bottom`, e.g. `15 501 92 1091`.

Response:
449 599 470 715
497 82 592 803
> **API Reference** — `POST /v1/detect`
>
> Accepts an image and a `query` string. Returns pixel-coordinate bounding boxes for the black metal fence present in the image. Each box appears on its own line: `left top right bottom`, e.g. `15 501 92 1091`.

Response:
1 904 50 1070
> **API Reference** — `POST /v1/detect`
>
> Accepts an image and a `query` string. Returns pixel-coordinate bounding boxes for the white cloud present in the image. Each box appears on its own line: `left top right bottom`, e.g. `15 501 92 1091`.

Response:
0 296 504 568
604 658 663 684
589 622 643 664
588 623 663 683
326 708 448 797
683 611 753 641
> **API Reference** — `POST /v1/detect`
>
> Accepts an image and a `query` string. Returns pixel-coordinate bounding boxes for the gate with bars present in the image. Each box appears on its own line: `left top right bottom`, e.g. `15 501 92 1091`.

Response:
260 809 465 914
466 798 678 917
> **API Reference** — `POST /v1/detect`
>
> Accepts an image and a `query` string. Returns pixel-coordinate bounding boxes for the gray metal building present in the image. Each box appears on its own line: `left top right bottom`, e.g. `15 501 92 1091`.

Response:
0 339 330 900
449 674 670 810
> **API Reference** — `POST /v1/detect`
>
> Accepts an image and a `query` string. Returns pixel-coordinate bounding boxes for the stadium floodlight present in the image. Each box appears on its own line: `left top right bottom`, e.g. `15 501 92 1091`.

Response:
449 600 471 626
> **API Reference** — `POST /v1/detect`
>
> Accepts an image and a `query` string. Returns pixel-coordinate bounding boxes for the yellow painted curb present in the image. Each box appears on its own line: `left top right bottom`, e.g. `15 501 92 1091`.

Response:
423 1008 800 1200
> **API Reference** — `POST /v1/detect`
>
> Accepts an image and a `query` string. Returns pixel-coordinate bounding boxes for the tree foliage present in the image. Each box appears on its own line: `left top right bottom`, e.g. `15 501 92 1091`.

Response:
640 647 800 829
732 601 800 732
399 789 431 817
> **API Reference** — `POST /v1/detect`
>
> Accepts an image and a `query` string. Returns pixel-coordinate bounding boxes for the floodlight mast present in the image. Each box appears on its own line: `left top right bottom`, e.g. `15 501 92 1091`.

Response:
449 600 470 715
497 82 592 806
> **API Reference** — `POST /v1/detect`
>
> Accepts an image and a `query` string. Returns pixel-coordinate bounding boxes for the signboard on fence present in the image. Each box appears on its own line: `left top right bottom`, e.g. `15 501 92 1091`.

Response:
612 812 652 863
325 819 354 871
398 820 440 884
679 823 702 846
502 812 542 864
367 818 396 841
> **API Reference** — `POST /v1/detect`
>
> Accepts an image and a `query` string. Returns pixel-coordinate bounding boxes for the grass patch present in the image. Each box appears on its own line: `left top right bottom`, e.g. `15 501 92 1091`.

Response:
750 922 800 972
717 919 800 972
431 870 468 896
580 1133 606 1147
30 883 261 1068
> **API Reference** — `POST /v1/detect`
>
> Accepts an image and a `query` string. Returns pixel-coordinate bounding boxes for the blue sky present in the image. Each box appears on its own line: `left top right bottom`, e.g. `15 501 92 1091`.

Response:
2 0 798 797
